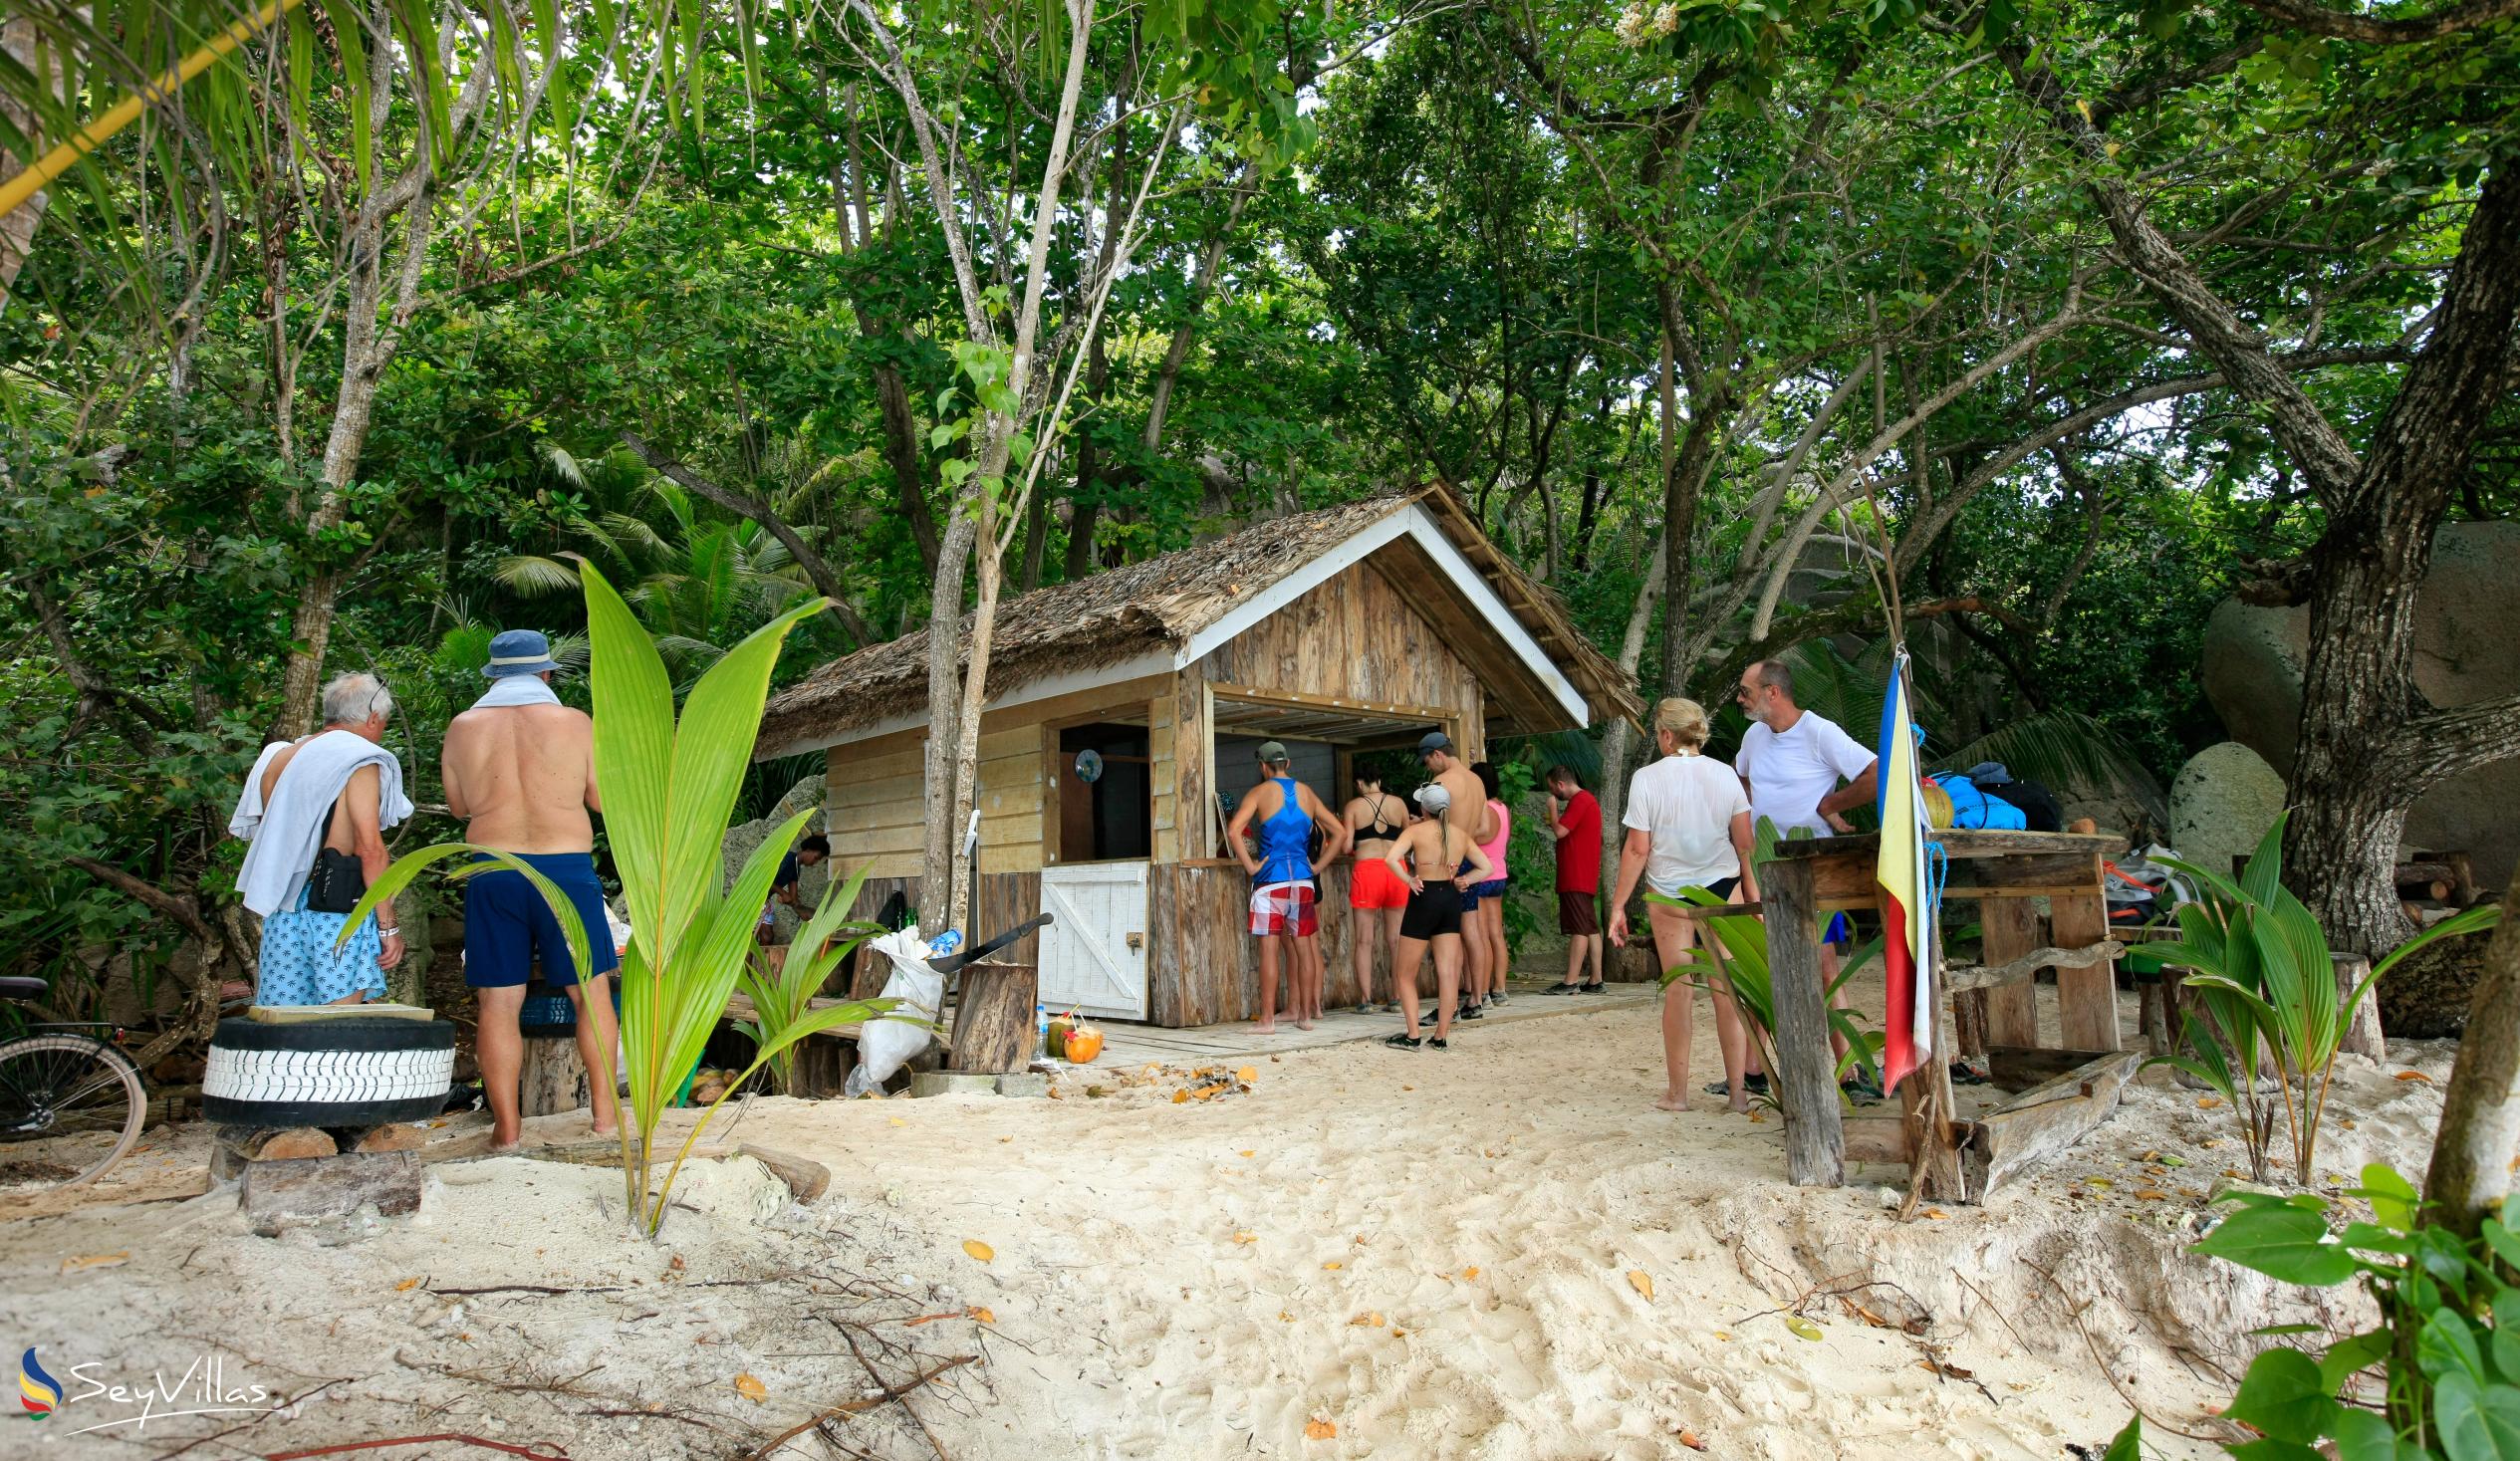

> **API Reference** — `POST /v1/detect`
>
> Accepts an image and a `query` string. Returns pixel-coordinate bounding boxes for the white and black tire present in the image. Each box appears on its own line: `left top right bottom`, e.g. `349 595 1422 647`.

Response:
202 1018 457 1128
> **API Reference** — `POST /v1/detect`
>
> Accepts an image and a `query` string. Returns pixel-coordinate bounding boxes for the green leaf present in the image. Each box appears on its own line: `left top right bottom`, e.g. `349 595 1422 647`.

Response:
2319 1328 2395 1393
2195 1204 2359 1287
2100 1414 2142 1461
2222 1347 2339 1445
2326 1410 2401 1461
2422 1308 2489 1386
2360 1165 2421 1233
2435 1371 2520 1461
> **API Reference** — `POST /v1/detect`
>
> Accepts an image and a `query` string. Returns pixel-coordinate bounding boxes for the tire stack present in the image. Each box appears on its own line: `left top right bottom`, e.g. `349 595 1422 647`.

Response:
202 1017 457 1129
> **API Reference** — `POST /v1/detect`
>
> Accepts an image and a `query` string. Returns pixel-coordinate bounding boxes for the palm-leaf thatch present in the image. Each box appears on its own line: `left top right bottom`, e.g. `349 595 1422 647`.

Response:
757 487 1641 757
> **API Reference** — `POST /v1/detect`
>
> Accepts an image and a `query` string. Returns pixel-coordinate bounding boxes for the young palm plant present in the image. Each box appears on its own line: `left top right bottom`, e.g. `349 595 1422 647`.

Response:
347 563 891 1235
2136 815 2500 1187
734 862 878 1095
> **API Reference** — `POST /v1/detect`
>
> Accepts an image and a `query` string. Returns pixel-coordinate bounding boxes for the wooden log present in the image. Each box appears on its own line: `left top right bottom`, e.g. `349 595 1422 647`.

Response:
738 1144 831 1203
349 1122 429 1154
947 961 1039 1074
2050 872 2122 1053
520 1035 589 1119
2395 861 2458 902
790 1036 852 1097
1986 1045 2120 1094
211 1125 337 1180
1943 941 2126 996
1843 1112 1912 1165
240 1151 422 1233
1977 898 2043 1051
1960 1051 2142 1195
2331 953 2387 1061
1763 858 1843 1188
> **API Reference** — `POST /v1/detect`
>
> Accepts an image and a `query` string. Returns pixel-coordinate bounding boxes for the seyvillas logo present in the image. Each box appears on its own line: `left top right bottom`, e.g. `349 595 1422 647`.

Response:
17 1347 61 1416
10 1350 278 1435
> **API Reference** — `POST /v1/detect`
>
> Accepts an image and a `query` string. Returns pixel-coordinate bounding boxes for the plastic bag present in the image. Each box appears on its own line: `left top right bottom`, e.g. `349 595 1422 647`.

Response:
843 925 949 1096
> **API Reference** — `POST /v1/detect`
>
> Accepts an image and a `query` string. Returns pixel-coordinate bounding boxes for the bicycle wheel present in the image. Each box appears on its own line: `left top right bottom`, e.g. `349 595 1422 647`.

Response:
0 1035 146 1189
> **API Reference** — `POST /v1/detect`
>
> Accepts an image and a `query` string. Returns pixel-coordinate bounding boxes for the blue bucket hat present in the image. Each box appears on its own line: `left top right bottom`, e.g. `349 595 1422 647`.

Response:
483 628 561 679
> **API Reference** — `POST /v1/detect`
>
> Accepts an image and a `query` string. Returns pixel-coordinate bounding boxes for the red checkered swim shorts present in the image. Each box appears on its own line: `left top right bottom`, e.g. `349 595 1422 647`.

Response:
1248 880 1319 937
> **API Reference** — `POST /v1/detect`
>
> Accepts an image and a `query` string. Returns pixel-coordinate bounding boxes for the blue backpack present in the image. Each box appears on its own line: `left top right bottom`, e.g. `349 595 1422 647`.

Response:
1929 772 2028 830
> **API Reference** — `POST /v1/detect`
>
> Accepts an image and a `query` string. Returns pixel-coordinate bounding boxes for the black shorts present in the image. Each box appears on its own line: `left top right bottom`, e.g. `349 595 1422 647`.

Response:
1399 881 1465 941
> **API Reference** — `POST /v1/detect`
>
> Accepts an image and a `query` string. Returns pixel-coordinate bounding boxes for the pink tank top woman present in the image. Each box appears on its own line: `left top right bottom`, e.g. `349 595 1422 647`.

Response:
1478 800 1510 882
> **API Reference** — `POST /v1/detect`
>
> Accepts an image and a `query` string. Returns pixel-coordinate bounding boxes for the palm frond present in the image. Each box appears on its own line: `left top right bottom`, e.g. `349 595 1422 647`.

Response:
493 555 586 596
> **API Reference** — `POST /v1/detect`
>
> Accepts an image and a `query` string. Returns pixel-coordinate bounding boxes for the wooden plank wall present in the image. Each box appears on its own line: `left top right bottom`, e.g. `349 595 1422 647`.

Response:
1198 562 1486 759
820 673 1173 880
1148 862 1442 1026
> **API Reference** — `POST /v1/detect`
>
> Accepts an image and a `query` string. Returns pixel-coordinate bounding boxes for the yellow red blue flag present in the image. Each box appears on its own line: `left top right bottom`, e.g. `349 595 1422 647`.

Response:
1876 649 1936 1095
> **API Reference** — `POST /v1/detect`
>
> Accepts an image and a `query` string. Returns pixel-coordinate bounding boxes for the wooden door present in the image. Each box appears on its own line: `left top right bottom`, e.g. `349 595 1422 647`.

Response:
1037 862 1149 1019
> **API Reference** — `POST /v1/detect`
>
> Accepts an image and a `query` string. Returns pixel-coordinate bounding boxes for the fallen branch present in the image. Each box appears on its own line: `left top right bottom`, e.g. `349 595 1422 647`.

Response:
739 1355 977 1461
2021 1259 2232 1443
264 1435 570 1460
1942 941 2124 996
425 1284 626 1297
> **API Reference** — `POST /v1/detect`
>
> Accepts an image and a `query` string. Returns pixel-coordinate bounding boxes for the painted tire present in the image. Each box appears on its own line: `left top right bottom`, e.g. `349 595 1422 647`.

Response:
201 1017 456 1128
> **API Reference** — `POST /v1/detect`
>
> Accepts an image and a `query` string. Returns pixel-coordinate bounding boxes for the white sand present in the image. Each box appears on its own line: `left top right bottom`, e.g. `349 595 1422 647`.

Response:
0 992 2472 1460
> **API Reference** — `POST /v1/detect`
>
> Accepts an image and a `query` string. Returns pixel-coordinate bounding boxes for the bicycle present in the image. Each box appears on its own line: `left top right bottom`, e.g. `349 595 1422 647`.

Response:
0 976 148 1190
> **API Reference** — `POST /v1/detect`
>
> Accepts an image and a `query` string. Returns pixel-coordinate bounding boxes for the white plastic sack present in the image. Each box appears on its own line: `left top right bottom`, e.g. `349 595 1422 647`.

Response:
843 925 947 1096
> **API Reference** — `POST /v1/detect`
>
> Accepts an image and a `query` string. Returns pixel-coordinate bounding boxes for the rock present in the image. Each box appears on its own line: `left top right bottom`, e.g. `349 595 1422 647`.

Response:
239 1152 422 1235
2378 930 2488 1039
2169 743 2288 880
994 1073 1050 1098
908 1072 1000 1097
2201 521 2520 894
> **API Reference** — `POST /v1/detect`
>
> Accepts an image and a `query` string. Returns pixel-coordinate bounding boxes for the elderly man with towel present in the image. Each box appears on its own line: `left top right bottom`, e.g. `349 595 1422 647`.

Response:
443 629 619 1149
230 672 412 1005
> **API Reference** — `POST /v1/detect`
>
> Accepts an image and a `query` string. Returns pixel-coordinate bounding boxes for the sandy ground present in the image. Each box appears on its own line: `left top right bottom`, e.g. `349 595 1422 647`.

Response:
0 987 2471 1461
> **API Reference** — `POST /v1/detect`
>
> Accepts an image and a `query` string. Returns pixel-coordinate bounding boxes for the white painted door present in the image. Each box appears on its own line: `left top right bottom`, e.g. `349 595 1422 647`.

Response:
1037 862 1150 1020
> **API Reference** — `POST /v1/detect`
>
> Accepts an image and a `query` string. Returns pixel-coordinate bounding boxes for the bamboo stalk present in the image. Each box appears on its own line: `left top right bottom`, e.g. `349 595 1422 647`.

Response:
0 0 304 220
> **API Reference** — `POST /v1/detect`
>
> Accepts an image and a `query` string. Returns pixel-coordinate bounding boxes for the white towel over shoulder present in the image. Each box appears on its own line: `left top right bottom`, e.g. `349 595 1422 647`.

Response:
232 730 414 916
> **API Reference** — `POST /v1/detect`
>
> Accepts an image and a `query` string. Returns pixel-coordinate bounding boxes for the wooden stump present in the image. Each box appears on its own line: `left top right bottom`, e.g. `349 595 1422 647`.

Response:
1763 859 1843 1188
948 961 1039 1075
789 1037 853 1097
2332 953 2387 1061
349 1122 429 1154
240 1151 422 1234
520 1036 589 1118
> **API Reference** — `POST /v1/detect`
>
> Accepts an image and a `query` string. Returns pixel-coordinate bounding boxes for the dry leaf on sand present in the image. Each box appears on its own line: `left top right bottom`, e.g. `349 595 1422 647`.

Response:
1628 1270 1654 1301
1679 1431 1708 1451
2395 1071 2432 1083
1233 1232 1258 1245
962 1239 995 1263
1237 1066 1259 1083
1305 1419 1338 1440
1785 1316 1824 1340
733 1373 768 1402
61 1252 127 1273
393 1276 423 1292
1323 1261 1344 1270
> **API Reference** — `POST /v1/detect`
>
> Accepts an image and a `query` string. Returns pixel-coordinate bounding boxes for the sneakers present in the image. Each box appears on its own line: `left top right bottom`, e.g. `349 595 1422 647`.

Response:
1457 1003 1485 1021
1704 1073 1773 1097
1541 983 1582 997
1383 1032 1423 1051
1841 1074 1885 1105
1427 1037 1450 1051
1491 990 1510 1006
1419 1008 1439 1027
1580 981 1608 994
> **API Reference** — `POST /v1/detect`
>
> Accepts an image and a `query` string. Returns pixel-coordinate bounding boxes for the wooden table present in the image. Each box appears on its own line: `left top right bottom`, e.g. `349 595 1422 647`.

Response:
1759 829 2129 1200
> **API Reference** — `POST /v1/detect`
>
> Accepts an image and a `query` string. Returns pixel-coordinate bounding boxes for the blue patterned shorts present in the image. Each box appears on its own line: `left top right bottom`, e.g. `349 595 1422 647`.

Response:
257 884 385 1006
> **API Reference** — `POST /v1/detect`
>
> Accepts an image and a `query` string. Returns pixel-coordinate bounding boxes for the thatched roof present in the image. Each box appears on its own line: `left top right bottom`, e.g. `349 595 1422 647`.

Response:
757 486 1640 756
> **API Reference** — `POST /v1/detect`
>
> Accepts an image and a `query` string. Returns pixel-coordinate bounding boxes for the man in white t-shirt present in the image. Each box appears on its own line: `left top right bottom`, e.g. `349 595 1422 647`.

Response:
1732 658 1881 1096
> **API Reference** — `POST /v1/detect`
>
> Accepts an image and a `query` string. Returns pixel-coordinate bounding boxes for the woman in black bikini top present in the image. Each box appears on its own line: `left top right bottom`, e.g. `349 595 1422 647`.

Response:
1381 784 1490 1052
1343 773 1415 1017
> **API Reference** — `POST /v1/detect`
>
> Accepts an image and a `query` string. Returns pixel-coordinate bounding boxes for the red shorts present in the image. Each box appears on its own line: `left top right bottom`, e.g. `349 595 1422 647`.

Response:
1250 881 1319 938
1351 857 1409 910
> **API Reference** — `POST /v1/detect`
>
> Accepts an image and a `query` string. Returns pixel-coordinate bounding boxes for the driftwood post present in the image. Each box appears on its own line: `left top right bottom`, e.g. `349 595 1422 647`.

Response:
520 1037 588 1119
947 962 1039 1074
1763 857 1844 1187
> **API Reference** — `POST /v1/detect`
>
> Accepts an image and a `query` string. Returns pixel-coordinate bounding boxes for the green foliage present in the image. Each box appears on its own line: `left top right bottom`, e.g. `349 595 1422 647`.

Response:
2124 1170 2520 1459
2133 816 2501 1186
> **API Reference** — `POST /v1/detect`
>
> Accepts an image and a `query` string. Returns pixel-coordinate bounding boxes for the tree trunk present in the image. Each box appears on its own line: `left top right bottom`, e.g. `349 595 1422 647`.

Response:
0 16 61 311
2424 860 2520 1242
1597 536 1668 885
915 512 977 927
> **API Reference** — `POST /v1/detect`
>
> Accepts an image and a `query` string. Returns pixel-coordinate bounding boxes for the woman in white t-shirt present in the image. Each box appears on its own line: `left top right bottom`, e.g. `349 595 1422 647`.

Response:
1608 697 1761 1113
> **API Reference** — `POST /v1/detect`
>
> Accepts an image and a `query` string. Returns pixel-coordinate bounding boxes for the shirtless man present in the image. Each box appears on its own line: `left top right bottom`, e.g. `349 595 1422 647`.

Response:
1411 732 1491 1025
442 629 619 1149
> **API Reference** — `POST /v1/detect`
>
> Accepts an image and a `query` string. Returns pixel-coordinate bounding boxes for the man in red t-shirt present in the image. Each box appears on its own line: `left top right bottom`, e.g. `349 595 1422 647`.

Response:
1540 765 1605 993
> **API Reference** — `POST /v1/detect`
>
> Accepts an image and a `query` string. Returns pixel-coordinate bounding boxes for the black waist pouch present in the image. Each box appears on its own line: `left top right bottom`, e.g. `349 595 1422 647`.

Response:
304 796 368 913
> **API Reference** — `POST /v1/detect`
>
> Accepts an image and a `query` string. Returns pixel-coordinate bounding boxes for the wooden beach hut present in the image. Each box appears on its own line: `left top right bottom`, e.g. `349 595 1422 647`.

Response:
755 487 1641 1029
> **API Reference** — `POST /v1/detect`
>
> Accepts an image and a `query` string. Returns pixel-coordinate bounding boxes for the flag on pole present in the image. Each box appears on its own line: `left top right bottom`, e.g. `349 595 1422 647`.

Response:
1875 648 1936 1096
